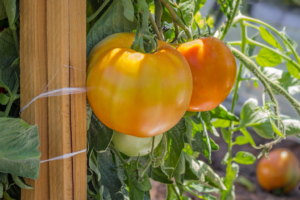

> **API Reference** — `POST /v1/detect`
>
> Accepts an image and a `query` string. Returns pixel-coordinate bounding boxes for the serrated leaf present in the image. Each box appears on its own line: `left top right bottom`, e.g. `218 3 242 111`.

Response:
269 118 284 138
178 0 206 26
127 160 151 192
0 118 40 179
239 98 269 128
0 29 18 70
87 102 93 131
221 163 239 200
256 48 282 67
201 112 219 137
184 152 226 190
2 0 18 29
259 26 283 50
160 118 186 178
88 112 113 152
280 27 297 51
210 104 239 121
234 136 248 145
97 150 124 200
151 166 173 184
234 151 256 165
0 0 7 20
86 0 137 55
221 128 230 144
173 153 185 194
246 32 259 57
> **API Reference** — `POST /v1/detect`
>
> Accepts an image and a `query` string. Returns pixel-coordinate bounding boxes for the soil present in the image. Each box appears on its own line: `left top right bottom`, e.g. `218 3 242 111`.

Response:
150 129 300 200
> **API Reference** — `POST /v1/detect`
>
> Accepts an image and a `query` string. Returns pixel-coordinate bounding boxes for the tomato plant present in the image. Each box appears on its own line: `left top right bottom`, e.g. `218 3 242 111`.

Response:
177 37 237 111
87 33 192 137
257 148 300 193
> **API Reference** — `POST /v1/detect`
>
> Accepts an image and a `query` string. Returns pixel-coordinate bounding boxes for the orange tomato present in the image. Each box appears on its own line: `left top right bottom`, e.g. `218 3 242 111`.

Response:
256 148 300 193
177 37 237 111
87 33 192 137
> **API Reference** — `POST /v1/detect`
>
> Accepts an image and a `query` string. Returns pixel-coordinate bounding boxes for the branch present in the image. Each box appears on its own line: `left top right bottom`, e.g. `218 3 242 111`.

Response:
160 0 192 40
154 0 164 40
86 0 110 23
149 14 163 40
232 47 300 117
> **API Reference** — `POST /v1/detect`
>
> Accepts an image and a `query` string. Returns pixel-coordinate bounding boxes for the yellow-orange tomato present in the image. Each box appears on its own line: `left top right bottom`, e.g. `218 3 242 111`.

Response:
87 33 192 137
256 148 300 193
177 37 237 112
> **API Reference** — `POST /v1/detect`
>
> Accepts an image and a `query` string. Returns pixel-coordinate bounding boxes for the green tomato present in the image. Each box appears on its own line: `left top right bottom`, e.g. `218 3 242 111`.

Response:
112 130 163 157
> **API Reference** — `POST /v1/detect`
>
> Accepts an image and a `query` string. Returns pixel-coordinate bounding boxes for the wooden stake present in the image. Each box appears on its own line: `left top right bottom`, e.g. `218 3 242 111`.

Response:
20 0 86 199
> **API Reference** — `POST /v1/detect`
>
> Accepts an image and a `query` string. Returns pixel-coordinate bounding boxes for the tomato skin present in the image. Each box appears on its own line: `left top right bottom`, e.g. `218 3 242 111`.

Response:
87 33 192 137
177 37 237 111
112 130 163 156
256 148 300 193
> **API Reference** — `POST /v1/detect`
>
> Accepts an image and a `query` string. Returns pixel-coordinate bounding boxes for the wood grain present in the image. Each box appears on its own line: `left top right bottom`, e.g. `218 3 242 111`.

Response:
20 0 86 199
20 0 49 199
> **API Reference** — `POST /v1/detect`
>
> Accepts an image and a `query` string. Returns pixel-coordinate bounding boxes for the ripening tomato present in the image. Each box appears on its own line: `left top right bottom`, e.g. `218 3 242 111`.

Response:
257 148 300 193
112 130 163 156
87 33 192 137
177 37 237 111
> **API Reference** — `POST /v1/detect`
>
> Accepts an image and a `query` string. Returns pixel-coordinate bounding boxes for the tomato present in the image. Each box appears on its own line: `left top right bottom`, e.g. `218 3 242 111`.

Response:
87 33 192 137
112 130 163 156
256 148 300 193
177 37 237 112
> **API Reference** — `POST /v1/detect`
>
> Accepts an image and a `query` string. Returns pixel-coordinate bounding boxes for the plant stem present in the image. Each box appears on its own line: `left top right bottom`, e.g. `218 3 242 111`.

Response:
247 38 300 71
228 41 242 46
160 0 192 41
237 15 300 63
110 144 128 166
149 14 163 40
231 47 300 117
171 185 181 200
3 80 19 117
166 185 173 200
154 0 164 40
86 0 110 23
220 0 241 40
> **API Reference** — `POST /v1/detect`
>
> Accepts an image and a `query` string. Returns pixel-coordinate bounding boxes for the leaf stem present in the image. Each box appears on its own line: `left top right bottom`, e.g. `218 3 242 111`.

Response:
166 185 173 200
247 38 300 71
170 185 181 200
160 0 192 41
220 0 241 40
154 0 164 40
149 14 163 40
110 144 128 166
3 80 19 117
236 15 300 63
86 0 110 24
231 47 300 117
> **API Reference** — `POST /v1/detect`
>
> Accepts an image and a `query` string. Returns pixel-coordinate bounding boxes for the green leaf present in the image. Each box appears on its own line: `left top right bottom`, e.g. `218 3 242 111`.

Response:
262 67 300 95
2 0 18 29
255 48 282 67
151 166 173 184
127 160 152 192
97 150 124 200
221 128 230 144
210 104 239 121
185 181 219 193
0 0 7 20
89 150 101 181
286 62 300 79
234 136 248 145
184 152 226 190
246 32 259 57
283 119 300 136
121 0 134 21
161 118 186 178
11 175 33 190
239 98 269 128
0 118 40 180
0 183 2 198
221 152 229 165
0 29 18 69
234 151 256 165
259 26 283 50
239 128 256 147
178 0 206 26
201 112 219 137
87 112 113 152
269 118 284 138
0 92 9 105
86 102 93 131
86 0 137 55
161 6 172 23
173 153 185 194
221 163 239 200
280 27 297 51
184 117 195 147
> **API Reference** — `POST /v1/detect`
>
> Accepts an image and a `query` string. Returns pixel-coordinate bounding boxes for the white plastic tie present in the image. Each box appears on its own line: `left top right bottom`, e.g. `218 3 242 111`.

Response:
40 148 87 163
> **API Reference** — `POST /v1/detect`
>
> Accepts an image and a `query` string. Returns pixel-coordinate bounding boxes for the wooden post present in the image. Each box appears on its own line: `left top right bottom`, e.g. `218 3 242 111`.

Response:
20 0 86 199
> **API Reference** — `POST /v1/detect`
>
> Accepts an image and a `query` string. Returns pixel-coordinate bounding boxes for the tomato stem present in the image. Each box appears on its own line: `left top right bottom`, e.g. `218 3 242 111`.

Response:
86 0 110 24
3 80 19 117
219 0 241 41
154 0 164 40
160 0 192 41
109 144 128 166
